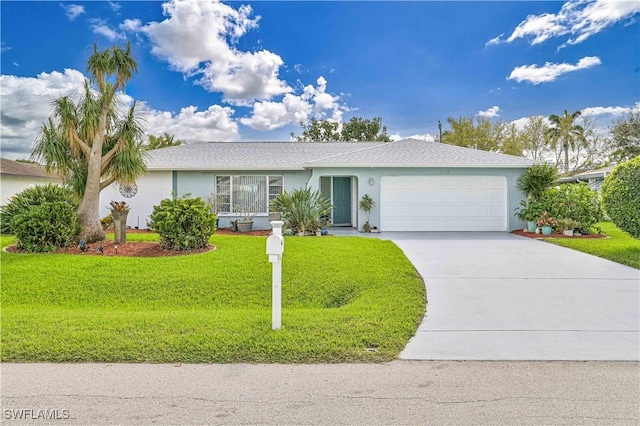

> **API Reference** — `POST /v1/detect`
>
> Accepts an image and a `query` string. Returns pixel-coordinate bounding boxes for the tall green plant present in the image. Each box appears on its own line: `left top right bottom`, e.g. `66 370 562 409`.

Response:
0 184 79 234
602 157 640 238
148 195 216 250
359 194 376 232
517 163 558 201
270 188 332 233
32 43 147 243
540 183 603 230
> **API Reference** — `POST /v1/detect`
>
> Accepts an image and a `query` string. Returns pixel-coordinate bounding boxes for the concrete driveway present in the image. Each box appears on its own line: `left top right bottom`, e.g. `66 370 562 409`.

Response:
384 232 639 361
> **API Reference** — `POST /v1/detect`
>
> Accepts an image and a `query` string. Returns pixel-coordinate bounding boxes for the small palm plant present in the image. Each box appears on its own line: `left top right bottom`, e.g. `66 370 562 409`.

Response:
359 194 375 232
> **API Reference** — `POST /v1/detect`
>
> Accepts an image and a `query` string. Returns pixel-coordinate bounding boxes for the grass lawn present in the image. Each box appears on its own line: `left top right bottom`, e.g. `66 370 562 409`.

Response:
545 222 640 269
1 234 425 363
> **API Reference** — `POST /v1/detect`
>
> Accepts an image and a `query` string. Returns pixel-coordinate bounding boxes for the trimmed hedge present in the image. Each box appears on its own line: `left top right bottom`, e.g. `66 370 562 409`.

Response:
1 184 78 234
148 195 216 250
0 184 80 252
12 201 81 252
602 156 640 238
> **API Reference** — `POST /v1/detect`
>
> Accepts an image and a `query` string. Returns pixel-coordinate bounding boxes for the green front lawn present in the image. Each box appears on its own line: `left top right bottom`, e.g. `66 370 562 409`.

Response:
545 222 640 269
1 235 425 363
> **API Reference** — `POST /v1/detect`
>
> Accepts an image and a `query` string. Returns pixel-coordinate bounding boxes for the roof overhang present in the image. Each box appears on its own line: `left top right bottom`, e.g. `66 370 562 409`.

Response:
303 163 534 169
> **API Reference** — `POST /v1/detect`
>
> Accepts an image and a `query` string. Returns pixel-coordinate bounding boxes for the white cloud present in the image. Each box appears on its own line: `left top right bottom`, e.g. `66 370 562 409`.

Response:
477 106 501 118
0 70 239 160
91 19 125 41
108 1 122 13
0 69 87 159
581 101 640 117
127 0 290 104
142 104 239 142
485 33 504 46
389 134 435 142
491 0 640 46
62 4 85 21
508 56 601 84
240 76 346 130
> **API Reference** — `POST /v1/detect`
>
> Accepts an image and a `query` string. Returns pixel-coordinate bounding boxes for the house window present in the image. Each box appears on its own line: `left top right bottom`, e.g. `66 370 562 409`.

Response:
215 175 283 214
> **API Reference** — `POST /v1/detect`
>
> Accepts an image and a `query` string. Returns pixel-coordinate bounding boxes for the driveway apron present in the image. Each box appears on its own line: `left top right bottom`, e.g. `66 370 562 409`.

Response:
385 232 640 361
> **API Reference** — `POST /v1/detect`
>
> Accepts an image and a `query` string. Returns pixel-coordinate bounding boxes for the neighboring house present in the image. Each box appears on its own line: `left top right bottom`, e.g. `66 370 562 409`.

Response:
556 165 616 191
100 138 534 232
0 158 62 206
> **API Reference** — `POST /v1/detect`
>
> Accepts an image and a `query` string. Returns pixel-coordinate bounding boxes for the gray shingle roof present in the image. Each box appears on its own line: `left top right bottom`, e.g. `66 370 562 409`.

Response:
145 142 381 170
145 139 534 170
306 138 534 168
0 158 59 178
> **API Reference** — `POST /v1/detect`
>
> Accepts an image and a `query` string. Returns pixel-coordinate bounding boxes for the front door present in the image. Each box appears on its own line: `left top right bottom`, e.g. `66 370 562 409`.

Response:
332 177 352 225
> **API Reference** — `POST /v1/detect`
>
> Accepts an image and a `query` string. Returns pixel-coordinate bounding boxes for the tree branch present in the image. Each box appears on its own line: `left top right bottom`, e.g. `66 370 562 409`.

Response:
100 175 117 191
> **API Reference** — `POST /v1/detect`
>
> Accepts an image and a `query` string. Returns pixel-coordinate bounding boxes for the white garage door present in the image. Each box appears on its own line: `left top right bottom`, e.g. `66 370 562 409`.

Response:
380 175 507 231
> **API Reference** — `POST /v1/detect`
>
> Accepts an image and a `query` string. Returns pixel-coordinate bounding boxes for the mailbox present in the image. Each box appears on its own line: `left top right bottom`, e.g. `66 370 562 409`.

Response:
266 234 284 263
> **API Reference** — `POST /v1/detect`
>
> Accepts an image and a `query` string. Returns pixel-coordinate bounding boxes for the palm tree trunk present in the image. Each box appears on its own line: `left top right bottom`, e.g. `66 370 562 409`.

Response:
78 136 106 242
564 143 570 174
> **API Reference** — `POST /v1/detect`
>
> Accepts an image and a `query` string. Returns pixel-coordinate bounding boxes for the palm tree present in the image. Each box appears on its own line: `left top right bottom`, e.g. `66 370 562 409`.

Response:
32 43 147 242
546 109 586 174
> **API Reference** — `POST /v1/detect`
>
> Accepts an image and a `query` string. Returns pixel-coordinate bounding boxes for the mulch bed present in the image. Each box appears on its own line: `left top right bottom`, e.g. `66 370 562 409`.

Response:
6 241 216 257
511 229 607 239
4 227 271 258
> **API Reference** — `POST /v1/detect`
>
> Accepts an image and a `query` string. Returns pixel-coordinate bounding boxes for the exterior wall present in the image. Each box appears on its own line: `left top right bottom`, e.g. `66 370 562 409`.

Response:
0 175 61 206
100 171 173 229
309 167 528 232
175 169 312 230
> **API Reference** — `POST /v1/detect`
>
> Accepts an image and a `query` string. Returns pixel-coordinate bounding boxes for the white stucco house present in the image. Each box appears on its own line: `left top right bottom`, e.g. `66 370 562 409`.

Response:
0 158 62 206
100 138 534 232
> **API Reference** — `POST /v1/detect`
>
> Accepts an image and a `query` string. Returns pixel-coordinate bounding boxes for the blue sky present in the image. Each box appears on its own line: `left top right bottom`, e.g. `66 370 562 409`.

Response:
1 0 639 159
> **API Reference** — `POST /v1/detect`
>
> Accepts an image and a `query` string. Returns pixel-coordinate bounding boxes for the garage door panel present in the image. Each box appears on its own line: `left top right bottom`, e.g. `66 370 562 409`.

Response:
380 176 507 232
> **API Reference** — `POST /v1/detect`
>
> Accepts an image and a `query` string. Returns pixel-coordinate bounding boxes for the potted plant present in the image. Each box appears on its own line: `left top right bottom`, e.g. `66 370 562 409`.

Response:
557 218 579 237
235 205 256 232
514 200 543 232
109 200 129 243
359 193 375 233
536 211 557 236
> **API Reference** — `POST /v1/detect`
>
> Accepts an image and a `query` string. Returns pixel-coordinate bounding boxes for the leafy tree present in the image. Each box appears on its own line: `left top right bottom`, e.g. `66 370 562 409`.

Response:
147 133 183 150
608 110 640 163
291 116 391 142
32 43 147 242
441 116 522 155
602 156 640 239
546 110 586 174
520 116 551 161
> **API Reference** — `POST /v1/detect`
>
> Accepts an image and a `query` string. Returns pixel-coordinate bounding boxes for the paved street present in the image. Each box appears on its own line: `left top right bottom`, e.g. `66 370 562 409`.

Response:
2 362 638 425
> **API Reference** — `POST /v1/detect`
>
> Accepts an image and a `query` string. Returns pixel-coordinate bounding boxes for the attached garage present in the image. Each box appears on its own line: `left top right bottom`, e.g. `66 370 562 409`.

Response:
380 175 508 231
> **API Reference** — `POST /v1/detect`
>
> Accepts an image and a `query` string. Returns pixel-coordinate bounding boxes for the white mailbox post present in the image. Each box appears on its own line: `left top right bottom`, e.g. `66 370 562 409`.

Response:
266 221 285 330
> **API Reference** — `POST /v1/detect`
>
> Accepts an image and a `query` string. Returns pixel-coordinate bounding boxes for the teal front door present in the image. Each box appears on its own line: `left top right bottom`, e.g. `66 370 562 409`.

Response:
332 177 352 225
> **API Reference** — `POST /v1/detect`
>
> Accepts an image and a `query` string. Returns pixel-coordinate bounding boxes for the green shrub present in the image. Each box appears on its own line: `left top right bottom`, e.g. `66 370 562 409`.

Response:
1 184 78 234
11 201 81 252
602 156 640 238
148 195 216 250
517 163 558 201
270 188 332 234
540 183 603 230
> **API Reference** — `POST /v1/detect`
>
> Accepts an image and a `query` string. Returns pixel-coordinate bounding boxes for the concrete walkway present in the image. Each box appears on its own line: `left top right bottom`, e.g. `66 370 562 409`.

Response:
375 232 640 360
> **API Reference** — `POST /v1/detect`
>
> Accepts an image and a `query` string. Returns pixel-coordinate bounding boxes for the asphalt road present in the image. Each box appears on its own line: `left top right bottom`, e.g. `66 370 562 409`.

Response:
2 361 638 425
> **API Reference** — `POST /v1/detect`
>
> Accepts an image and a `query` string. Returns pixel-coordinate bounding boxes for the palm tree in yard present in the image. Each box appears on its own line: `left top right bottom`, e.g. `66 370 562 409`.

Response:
546 109 586 174
32 43 147 242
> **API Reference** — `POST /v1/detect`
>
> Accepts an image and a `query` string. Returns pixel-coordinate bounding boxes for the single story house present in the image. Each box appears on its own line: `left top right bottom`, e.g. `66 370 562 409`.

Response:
556 165 616 191
0 158 62 206
100 138 534 232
